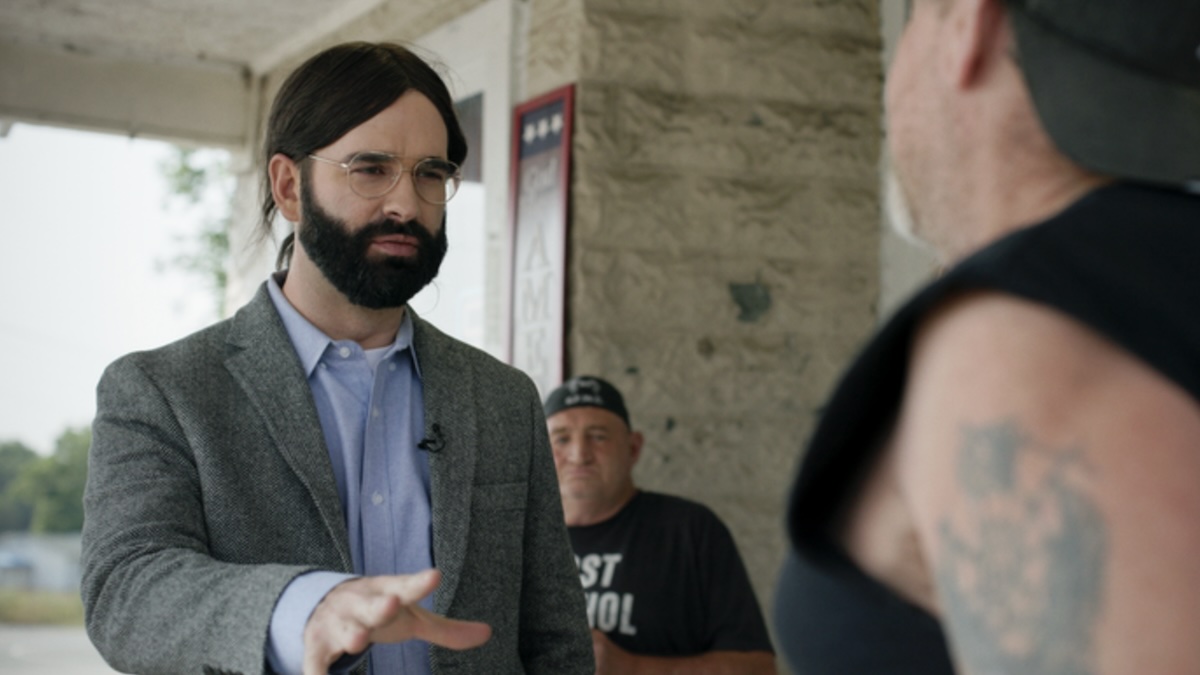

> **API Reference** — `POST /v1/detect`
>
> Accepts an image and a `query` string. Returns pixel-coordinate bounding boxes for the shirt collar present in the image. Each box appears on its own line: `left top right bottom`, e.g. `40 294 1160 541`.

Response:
266 272 422 378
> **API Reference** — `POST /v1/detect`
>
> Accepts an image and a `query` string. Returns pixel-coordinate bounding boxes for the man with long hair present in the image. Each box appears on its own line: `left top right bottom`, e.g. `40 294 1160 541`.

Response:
82 42 591 675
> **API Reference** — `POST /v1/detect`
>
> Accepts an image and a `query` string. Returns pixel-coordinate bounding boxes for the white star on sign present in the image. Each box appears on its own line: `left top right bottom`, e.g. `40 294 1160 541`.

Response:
524 123 537 144
537 117 550 138
551 113 563 134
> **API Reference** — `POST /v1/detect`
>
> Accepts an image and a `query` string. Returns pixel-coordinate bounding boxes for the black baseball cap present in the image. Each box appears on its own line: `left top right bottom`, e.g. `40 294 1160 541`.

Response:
543 376 630 427
1008 0 1200 190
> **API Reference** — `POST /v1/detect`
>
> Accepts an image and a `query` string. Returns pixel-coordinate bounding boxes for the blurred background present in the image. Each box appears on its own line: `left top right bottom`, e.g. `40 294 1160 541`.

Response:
0 123 225 674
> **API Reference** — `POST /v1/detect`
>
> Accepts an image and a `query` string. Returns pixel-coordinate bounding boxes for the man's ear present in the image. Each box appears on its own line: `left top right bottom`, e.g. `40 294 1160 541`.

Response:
947 0 1010 90
268 153 302 223
629 431 645 465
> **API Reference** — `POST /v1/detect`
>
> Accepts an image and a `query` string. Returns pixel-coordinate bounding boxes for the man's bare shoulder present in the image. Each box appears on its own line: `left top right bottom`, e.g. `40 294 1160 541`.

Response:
907 289 1174 426
891 290 1200 674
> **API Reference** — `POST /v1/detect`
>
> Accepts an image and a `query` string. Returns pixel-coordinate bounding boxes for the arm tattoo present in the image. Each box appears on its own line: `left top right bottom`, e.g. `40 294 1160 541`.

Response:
935 420 1105 675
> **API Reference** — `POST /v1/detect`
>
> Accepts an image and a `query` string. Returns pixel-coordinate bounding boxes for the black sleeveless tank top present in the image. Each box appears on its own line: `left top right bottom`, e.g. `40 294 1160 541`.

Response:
775 183 1200 673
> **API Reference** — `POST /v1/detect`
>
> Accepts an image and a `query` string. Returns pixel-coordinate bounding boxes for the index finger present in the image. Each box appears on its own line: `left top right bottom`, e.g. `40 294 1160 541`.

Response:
386 605 492 650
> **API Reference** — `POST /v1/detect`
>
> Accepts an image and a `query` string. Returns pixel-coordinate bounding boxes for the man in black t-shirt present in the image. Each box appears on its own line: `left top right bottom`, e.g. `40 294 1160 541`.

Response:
544 376 776 675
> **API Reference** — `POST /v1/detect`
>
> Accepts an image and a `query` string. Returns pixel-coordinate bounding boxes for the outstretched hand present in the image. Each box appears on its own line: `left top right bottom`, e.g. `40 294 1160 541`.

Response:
302 568 491 675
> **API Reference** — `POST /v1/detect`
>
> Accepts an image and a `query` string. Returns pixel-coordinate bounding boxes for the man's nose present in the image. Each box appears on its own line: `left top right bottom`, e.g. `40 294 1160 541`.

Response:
564 439 592 464
380 171 422 223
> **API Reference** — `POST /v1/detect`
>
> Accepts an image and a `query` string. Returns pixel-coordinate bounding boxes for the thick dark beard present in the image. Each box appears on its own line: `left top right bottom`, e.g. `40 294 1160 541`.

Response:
297 180 448 310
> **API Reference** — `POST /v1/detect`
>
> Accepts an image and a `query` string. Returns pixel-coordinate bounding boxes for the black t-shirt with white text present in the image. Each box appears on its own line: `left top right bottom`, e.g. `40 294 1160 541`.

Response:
568 491 774 657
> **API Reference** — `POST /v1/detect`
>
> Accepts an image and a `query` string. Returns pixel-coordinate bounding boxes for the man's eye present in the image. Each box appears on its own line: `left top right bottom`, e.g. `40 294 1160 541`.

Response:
416 165 451 181
351 163 391 176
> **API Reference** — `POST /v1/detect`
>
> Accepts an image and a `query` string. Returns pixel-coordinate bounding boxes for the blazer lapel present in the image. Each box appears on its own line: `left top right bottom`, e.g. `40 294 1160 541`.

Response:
413 314 479 613
223 284 353 571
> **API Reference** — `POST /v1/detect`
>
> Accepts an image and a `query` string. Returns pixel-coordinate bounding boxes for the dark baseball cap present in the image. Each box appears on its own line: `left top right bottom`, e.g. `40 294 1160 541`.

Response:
543 376 630 427
1007 0 1200 190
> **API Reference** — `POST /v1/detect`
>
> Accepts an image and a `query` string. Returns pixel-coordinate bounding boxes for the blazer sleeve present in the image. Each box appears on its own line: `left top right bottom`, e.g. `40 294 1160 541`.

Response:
81 354 309 675
514 376 595 673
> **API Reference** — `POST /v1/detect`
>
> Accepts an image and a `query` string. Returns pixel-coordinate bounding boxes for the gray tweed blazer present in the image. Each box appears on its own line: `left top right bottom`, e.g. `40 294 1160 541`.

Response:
80 282 591 675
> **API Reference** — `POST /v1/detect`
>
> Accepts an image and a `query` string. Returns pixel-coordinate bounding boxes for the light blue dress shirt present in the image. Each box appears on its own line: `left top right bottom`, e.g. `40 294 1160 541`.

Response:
265 276 433 675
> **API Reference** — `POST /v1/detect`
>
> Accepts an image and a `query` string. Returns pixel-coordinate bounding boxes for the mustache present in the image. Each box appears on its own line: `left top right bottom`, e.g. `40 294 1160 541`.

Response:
355 218 430 242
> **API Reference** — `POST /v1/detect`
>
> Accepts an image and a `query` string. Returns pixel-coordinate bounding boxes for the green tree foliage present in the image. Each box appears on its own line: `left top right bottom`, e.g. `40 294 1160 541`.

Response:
0 441 37 531
158 146 234 317
7 427 90 533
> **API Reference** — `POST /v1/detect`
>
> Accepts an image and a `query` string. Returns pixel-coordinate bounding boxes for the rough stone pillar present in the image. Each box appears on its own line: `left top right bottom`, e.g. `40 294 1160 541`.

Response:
525 0 885 659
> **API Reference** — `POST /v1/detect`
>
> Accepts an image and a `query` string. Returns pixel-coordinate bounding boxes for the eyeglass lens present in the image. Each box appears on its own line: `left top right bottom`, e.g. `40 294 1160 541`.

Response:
346 153 460 203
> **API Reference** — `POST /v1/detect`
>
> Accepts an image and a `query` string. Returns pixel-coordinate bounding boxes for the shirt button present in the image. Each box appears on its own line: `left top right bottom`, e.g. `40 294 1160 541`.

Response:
371 407 380 418
389 363 397 371
338 346 351 358
372 492 384 506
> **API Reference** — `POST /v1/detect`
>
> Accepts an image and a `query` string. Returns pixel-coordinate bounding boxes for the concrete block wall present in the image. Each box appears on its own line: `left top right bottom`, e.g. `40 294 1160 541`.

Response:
525 0 885 650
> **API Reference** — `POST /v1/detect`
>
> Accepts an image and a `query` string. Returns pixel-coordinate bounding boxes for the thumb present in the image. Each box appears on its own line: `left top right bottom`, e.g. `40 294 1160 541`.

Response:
397 568 442 604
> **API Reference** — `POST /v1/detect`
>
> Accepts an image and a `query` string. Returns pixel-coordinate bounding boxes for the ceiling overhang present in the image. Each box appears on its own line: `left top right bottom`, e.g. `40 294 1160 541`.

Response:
0 0 390 148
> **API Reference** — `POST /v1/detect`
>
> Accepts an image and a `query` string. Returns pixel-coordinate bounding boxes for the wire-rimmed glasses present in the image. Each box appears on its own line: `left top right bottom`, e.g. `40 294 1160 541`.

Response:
308 151 461 204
